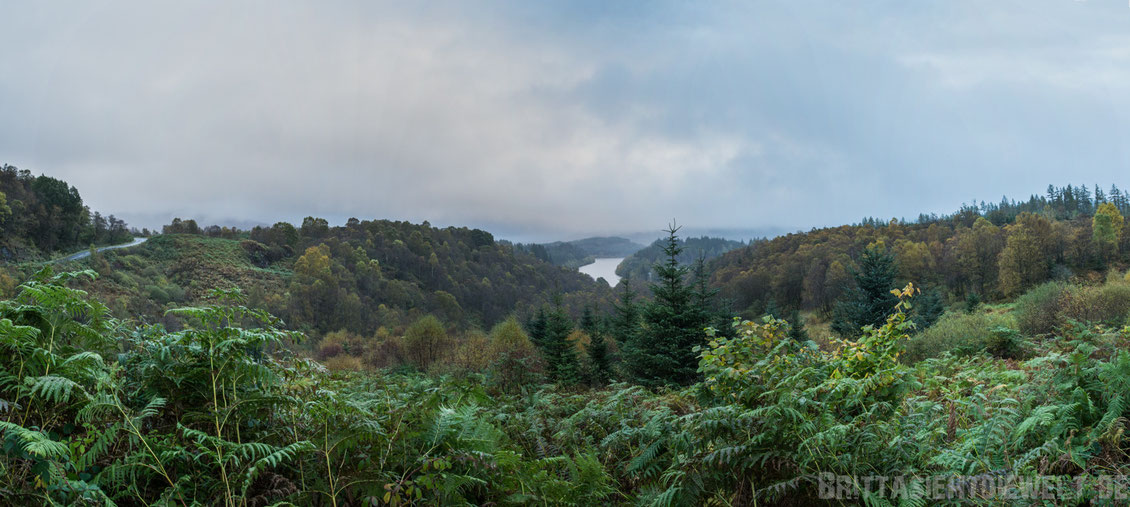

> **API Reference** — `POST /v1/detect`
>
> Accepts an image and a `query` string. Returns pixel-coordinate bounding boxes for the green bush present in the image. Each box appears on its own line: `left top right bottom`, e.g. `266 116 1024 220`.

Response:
985 325 1024 359
904 310 1015 362
1059 283 1130 326
145 284 169 303
1014 281 1068 336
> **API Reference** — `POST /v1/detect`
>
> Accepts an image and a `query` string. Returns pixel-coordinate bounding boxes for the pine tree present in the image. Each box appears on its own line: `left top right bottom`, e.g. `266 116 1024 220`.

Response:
831 245 898 336
625 224 707 387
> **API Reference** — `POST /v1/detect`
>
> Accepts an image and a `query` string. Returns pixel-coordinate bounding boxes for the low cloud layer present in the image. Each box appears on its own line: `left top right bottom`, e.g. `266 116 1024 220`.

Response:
3 1 1130 241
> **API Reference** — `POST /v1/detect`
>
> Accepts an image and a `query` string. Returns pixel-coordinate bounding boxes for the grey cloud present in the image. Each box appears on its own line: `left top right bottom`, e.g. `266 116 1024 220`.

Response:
2 1 1130 242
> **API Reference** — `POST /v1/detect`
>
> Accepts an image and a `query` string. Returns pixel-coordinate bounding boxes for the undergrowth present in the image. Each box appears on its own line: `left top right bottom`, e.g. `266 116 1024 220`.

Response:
4 273 1130 505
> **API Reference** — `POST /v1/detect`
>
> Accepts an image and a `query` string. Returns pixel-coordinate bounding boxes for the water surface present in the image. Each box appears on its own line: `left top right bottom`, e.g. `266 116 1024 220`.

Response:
579 257 623 286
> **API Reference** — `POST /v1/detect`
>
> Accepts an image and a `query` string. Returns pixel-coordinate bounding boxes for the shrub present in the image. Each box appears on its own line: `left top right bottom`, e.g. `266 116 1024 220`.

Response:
323 354 363 372
402 315 452 370
985 325 1024 359
317 340 344 359
450 330 492 373
316 329 364 359
1014 281 1068 336
363 333 406 368
965 292 981 313
164 283 186 302
487 316 545 391
905 311 1015 362
145 284 169 304
0 270 18 298
1059 283 1130 326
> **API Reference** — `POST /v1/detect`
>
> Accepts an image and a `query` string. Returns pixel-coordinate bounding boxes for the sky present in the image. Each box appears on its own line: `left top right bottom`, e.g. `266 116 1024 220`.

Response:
3 1 1130 243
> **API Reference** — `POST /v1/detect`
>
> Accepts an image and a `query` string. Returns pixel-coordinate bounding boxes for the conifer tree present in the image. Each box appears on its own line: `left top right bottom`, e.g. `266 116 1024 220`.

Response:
527 307 548 348
911 287 945 330
611 276 640 349
831 245 898 336
763 298 782 319
785 307 809 341
580 305 600 336
691 256 722 330
540 299 581 385
625 224 708 386
581 305 611 383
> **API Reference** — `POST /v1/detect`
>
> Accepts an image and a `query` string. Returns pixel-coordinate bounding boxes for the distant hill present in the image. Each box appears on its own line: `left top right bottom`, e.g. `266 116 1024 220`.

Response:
29 219 615 338
513 236 645 269
616 236 745 283
620 226 791 246
567 236 645 257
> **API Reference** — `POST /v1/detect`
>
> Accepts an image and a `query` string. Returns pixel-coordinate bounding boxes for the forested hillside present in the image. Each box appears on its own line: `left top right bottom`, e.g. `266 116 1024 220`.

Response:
0 164 136 260
5 217 616 339
713 184 1130 318
616 235 745 282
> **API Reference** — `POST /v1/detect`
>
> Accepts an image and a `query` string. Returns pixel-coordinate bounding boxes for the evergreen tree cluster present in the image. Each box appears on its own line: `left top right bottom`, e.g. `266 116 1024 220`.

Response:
522 225 721 387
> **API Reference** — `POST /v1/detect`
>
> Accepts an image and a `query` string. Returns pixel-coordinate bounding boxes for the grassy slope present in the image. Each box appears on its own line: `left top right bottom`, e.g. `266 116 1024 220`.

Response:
76 234 290 322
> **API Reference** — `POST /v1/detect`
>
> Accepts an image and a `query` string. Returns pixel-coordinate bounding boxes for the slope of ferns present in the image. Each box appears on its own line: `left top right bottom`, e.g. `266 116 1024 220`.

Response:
4 271 1130 505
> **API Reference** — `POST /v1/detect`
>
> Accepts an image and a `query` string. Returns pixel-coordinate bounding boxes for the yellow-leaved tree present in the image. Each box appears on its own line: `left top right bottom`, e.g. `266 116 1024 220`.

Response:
1092 201 1124 263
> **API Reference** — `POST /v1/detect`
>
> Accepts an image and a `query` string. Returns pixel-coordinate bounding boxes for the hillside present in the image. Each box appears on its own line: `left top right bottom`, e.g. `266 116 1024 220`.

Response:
616 235 745 282
33 220 615 338
711 184 1130 318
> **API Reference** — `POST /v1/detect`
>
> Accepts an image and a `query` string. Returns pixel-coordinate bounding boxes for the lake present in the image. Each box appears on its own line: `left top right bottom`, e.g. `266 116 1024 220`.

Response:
578 258 623 286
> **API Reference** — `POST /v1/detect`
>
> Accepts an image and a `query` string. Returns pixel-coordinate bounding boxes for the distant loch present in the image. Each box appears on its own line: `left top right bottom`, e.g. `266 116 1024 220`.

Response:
578 258 623 286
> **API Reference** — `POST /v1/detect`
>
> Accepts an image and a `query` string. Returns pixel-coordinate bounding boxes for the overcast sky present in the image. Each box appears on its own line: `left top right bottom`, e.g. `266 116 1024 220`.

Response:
3 1 1130 242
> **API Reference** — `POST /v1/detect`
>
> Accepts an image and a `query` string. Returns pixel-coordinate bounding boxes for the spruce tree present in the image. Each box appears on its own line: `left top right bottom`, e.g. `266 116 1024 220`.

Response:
763 298 782 319
526 307 548 348
785 307 809 341
625 224 708 387
611 276 640 349
912 287 945 330
540 299 581 385
581 305 611 384
831 245 898 336
580 305 600 336
691 256 722 331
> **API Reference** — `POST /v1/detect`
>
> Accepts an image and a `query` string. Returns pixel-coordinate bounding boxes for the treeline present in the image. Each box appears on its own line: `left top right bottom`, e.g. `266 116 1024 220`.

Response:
162 217 242 239
713 184 1130 317
0 164 135 258
616 235 744 282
